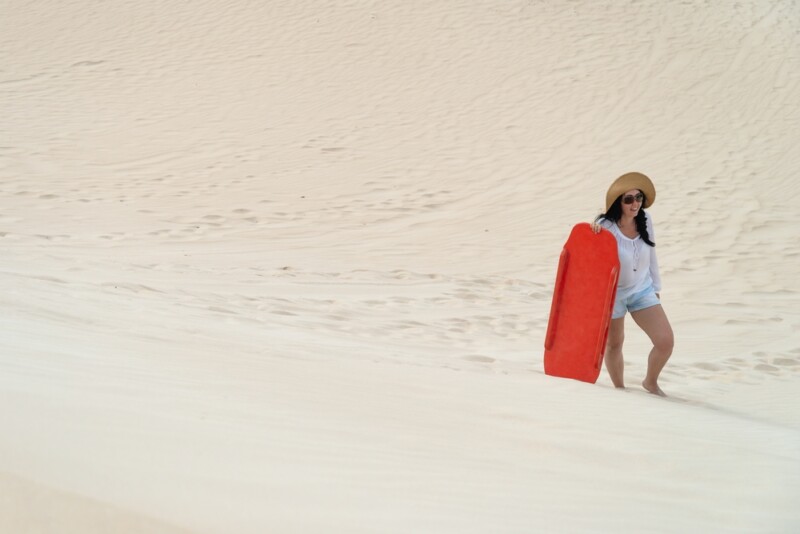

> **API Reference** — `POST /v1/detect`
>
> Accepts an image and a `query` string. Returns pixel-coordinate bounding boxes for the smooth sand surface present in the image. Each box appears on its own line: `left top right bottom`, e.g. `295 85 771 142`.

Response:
0 471 190 534
2 0 799 532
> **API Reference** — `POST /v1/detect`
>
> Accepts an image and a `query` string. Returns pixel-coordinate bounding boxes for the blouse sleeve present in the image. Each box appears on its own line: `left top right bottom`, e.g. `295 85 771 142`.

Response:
647 213 662 292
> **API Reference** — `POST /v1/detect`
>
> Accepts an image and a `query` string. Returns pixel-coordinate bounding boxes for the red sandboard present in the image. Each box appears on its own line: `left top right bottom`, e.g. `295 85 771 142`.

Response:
544 223 619 383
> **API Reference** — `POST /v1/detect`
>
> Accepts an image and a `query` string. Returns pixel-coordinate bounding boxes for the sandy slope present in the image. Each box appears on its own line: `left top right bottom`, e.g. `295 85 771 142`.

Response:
2 0 799 532
0 471 189 534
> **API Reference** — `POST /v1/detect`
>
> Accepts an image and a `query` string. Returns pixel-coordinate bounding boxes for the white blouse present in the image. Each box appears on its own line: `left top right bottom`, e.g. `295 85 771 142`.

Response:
598 213 662 295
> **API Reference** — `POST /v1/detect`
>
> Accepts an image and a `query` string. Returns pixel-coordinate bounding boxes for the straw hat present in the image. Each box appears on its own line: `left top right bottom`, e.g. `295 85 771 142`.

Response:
605 172 656 211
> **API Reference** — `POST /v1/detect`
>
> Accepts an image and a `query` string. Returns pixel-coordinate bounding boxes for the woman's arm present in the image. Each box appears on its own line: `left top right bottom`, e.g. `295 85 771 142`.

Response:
647 214 662 294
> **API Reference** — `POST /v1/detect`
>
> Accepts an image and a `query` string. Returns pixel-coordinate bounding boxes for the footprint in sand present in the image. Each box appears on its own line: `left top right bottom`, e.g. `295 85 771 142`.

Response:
754 363 779 373
462 355 496 364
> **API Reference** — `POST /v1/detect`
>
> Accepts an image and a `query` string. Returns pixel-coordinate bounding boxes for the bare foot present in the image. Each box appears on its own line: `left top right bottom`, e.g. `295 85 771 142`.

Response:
642 380 667 397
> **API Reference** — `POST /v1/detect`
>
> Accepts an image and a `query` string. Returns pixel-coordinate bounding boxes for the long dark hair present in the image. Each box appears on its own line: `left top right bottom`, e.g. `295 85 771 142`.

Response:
595 193 655 247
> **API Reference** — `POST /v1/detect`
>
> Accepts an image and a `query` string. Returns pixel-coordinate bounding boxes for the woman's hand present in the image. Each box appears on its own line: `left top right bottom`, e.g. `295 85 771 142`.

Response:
591 222 602 234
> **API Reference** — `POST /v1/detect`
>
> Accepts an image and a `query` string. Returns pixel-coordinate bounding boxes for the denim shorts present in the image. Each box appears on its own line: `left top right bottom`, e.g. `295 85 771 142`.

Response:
612 285 660 319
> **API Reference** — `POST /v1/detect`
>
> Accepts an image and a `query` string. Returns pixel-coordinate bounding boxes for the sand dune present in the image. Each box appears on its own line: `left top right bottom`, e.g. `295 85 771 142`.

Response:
2 0 799 532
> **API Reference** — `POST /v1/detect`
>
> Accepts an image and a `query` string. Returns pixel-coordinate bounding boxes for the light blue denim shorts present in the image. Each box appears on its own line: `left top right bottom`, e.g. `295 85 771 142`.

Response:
612 285 660 319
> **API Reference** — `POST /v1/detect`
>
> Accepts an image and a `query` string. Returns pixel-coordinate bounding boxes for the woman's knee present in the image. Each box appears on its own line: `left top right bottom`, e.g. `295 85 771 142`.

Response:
606 332 624 352
654 329 674 353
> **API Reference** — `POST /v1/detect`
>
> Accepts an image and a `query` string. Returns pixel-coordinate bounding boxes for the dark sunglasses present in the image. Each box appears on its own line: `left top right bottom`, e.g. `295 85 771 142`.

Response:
622 193 644 204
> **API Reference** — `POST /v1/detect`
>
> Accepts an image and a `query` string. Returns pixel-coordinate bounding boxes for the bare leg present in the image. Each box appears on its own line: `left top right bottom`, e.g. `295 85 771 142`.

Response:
604 317 625 388
630 304 674 396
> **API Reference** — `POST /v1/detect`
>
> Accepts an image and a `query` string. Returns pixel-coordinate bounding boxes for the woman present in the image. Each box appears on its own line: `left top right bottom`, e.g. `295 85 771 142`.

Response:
591 172 674 396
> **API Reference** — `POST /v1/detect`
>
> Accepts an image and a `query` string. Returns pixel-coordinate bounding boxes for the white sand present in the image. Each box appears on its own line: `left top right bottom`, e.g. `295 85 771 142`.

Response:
2 0 800 532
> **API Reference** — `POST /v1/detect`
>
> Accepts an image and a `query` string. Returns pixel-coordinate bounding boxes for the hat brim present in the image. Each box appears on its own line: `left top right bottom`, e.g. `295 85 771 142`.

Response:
606 172 656 211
